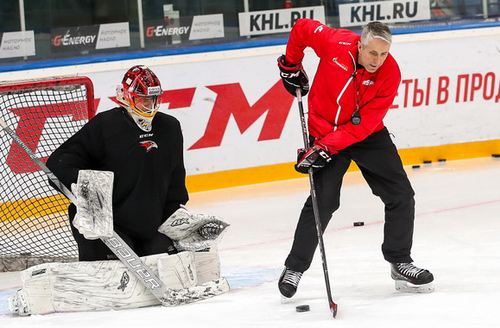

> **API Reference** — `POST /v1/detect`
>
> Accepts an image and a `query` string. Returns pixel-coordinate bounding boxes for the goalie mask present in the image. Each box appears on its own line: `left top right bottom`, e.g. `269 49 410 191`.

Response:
116 65 163 132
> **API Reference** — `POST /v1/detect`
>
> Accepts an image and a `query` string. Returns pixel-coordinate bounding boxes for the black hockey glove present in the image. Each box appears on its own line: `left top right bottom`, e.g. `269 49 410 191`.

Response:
277 55 309 97
294 145 332 174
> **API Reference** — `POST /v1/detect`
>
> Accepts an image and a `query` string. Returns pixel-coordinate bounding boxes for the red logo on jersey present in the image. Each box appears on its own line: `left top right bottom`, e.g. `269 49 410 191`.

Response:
140 140 158 152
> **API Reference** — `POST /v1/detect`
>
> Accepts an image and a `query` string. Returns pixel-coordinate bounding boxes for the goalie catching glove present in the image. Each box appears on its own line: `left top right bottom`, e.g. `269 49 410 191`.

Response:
71 170 114 239
159 205 229 251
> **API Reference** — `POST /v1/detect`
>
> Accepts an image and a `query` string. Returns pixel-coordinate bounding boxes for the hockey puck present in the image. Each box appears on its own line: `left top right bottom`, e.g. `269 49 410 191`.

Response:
412 165 420 169
423 160 432 164
492 154 500 158
296 305 310 312
353 221 364 226
438 159 447 163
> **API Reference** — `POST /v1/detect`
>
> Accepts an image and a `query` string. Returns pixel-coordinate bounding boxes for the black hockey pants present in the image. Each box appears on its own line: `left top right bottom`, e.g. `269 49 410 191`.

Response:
285 128 415 272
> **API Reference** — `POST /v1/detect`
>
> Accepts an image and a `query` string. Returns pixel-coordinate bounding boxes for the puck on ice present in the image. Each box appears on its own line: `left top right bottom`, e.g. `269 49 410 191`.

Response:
353 221 364 226
412 165 420 169
296 305 310 312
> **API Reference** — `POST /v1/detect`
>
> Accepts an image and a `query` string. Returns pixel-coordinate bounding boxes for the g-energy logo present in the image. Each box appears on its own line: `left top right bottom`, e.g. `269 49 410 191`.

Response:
53 32 97 47
146 25 190 37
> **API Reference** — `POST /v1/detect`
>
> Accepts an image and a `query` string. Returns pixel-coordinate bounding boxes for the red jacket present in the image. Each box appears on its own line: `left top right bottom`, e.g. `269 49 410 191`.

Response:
285 19 401 154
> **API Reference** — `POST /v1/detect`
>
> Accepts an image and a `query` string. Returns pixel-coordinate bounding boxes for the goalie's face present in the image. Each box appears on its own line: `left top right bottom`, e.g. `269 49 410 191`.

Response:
117 65 163 132
131 95 160 117
123 94 161 132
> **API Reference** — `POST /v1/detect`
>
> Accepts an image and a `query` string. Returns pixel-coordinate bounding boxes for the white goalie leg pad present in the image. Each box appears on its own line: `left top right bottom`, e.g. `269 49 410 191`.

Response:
159 206 229 251
158 250 221 287
161 277 230 306
193 247 221 284
157 251 197 289
8 266 55 316
157 250 229 307
9 253 199 315
71 170 114 239
8 252 229 315
9 252 227 315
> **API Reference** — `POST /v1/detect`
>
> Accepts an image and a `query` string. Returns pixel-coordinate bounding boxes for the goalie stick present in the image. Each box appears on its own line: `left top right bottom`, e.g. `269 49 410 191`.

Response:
295 89 338 318
0 117 228 308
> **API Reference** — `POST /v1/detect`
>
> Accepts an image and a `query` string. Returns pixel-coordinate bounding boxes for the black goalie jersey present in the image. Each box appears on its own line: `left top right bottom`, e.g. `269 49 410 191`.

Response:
47 107 189 240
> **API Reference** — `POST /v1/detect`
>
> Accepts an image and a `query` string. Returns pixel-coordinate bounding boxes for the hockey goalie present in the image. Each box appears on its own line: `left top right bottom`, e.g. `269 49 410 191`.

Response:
9 171 230 315
6 66 231 315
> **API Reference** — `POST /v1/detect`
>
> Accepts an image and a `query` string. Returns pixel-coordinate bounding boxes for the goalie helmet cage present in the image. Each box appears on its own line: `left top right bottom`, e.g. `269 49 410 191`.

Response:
0 76 95 272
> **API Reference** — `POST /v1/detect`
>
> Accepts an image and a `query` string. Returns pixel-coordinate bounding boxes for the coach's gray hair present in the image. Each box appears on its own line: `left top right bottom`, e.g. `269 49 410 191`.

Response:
360 21 392 46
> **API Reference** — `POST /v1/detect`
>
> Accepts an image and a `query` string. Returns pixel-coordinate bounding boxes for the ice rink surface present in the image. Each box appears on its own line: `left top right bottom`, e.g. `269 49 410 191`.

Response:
1 157 499 327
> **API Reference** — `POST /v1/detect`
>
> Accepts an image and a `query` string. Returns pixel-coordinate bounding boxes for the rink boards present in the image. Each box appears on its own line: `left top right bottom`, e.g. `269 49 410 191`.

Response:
1 26 500 196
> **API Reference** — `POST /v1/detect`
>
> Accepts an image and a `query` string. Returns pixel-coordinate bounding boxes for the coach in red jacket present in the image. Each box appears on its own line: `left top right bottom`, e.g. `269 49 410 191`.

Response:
277 19 434 298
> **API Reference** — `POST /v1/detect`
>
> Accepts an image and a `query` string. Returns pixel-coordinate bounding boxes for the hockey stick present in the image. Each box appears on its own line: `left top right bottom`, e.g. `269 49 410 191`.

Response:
295 89 338 318
0 117 228 307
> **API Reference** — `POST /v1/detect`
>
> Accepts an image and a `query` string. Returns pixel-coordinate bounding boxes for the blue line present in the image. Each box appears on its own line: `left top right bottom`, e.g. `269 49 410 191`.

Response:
222 267 282 290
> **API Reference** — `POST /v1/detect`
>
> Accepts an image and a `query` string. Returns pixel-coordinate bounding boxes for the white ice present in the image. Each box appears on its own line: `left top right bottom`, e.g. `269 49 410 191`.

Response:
1 157 499 327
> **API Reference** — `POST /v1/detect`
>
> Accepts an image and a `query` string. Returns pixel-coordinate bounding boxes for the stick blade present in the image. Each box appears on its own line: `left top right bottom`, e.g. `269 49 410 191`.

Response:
330 301 338 318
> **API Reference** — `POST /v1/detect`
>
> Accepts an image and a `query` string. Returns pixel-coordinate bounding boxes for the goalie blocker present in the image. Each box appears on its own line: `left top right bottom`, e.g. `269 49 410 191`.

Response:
71 170 114 240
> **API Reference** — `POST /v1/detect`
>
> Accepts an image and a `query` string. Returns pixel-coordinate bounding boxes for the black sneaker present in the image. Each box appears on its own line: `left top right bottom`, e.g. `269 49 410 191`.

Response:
278 267 303 298
391 262 434 285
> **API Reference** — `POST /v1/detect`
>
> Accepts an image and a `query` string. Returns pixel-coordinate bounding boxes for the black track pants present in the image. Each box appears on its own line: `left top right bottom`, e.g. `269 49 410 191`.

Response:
285 128 415 272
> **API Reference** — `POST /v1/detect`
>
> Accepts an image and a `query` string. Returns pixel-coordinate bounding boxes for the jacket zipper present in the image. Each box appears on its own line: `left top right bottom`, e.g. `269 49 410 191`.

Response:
333 51 357 131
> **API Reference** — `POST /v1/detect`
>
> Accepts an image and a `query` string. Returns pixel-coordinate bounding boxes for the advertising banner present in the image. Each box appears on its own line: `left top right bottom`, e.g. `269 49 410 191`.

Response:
339 0 431 27
190 14 225 40
238 6 325 36
51 22 130 53
0 31 35 59
145 14 224 45
95 22 130 49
